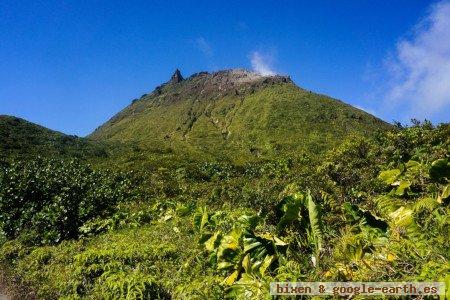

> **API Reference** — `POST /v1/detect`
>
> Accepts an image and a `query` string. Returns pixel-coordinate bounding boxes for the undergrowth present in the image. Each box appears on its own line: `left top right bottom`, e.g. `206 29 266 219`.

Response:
0 122 449 299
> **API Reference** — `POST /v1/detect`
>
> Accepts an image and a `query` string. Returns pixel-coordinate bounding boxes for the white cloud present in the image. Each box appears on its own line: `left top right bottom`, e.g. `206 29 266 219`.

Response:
196 37 213 57
384 0 450 120
250 51 276 76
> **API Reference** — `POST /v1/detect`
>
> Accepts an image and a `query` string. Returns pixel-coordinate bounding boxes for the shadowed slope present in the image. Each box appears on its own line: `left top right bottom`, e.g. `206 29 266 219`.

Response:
0 115 106 159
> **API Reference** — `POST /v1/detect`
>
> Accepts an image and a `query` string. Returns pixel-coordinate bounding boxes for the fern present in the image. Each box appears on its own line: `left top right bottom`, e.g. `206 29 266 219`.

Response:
413 197 439 213
374 195 403 218
307 192 323 254
97 269 162 299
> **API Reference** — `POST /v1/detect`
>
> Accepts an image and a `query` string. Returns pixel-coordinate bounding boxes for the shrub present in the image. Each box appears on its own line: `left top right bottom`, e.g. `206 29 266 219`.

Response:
0 158 132 245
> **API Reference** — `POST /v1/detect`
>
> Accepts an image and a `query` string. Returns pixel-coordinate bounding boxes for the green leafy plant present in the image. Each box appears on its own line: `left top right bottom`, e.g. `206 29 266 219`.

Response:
199 213 287 287
276 187 324 255
0 158 131 244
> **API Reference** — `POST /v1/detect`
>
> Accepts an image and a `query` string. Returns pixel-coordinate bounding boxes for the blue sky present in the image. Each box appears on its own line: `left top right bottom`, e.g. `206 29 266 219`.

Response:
1 0 449 136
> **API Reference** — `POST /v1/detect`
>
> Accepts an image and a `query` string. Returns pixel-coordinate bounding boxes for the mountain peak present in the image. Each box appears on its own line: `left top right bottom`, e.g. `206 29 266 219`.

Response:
170 69 184 84
183 69 292 92
91 67 391 162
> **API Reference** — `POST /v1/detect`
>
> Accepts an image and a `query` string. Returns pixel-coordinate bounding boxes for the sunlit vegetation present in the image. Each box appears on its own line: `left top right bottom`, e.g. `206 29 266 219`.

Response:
1 121 449 299
89 71 392 165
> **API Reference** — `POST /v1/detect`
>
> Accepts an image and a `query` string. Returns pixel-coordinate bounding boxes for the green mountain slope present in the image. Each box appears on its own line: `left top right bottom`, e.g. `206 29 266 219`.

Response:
0 115 106 159
90 69 392 163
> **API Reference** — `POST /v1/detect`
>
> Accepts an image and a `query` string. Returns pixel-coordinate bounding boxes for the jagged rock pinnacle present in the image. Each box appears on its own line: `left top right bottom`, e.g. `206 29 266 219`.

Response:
170 69 184 84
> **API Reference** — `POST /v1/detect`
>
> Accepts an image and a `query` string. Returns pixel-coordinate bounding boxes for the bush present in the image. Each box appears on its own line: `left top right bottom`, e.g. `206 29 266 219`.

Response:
0 158 132 245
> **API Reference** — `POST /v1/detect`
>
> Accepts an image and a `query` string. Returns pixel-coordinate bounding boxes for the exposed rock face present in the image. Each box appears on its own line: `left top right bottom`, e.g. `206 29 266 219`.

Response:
189 69 291 86
170 69 184 84
134 69 293 107
163 69 292 102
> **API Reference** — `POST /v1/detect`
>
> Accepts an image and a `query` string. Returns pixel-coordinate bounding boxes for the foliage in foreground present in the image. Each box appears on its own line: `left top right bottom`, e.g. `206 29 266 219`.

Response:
0 123 449 299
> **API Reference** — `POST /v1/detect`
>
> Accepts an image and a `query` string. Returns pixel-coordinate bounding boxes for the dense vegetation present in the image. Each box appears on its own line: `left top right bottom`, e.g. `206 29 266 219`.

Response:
1 122 448 299
0 158 133 245
0 115 107 160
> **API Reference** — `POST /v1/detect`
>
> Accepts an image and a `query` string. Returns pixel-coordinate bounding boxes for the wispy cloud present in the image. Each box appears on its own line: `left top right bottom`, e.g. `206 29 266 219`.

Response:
250 51 276 76
196 37 213 57
383 0 450 121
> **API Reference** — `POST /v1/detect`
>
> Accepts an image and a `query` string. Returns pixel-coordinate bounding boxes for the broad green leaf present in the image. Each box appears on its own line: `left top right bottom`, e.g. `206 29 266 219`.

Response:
437 185 450 204
221 236 239 250
394 180 411 196
217 261 234 270
442 185 450 199
254 248 268 260
224 270 239 286
243 239 261 253
307 193 323 253
277 197 302 231
237 272 255 284
389 206 423 242
429 159 450 181
259 255 274 276
441 274 450 300
389 206 413 227
242 254 251 273
175 204 191 216
256 232 272 240
406 160 420 170
378 169 401 185
193 206 209 233
163 214 172 221
200 208 209 232
255 232 287 247
237 215 259 230
218 230 240 259
273 236 288 246
205 231 221 252
251 261 262 273
343 202 388 231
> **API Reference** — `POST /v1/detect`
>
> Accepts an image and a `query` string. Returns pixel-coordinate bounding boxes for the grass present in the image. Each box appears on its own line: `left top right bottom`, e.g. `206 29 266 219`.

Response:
90 73 392 165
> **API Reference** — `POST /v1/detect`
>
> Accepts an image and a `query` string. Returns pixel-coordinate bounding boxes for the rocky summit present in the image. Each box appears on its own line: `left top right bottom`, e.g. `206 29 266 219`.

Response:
90 68 391 163
170 69 184 84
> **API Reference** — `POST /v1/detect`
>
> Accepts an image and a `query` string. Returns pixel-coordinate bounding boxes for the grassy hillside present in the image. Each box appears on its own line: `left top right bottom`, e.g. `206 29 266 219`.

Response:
90 70 392 164
1 122 448 299
0 115 107 160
